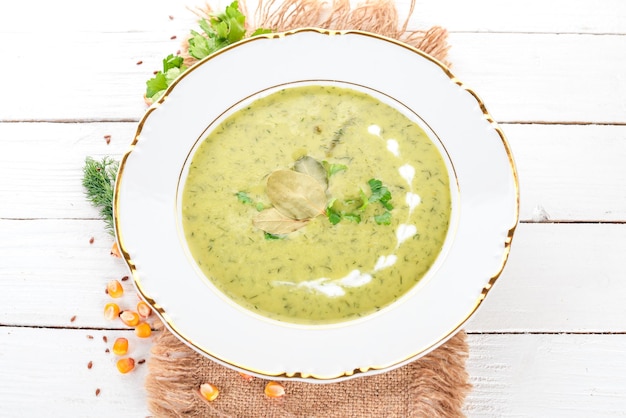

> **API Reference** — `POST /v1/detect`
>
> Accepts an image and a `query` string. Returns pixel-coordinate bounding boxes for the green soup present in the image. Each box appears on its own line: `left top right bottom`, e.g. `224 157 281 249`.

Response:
181 85 452 324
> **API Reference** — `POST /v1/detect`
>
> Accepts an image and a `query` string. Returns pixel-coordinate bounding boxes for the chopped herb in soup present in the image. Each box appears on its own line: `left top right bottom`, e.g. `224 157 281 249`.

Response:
181 85 451 324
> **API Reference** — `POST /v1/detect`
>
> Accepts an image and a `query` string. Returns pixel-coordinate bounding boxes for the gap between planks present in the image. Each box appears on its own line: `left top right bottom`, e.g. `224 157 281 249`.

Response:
2 323 624 335
3 218 625 225
3 119 626 126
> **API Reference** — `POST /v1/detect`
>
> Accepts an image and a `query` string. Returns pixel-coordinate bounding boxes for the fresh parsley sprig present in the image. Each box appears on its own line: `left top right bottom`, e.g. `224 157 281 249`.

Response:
145 1 271 104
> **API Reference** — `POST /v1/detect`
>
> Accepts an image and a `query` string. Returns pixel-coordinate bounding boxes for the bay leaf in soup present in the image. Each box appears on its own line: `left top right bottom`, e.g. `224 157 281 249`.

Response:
266 170 327 219
294 156 328 189
253 207 310 234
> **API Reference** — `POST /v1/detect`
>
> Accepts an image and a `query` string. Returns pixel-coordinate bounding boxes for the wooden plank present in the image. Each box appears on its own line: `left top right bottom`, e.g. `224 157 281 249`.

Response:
1 219 625 333
0 219 130 328
0 327 150 417
447 32 626 124
2 326 625 416
1 16 624 122
407 0 626 34
507 124 626 222
466 222 626 333
0 122 131 220
465 333 626 417
3 0 624 35
2 122 625 222
0 0 196 33
0 31 172 121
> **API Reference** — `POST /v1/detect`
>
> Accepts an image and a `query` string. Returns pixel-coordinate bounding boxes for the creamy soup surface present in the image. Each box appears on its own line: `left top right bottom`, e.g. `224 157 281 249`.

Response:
181 85 452 324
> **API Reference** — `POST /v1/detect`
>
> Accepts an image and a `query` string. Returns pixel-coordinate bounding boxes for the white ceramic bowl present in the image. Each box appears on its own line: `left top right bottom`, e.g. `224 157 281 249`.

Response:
114 29 519 382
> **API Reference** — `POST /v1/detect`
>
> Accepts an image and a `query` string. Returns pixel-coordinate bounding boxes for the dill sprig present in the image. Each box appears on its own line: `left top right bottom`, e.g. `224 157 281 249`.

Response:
82 156 119 235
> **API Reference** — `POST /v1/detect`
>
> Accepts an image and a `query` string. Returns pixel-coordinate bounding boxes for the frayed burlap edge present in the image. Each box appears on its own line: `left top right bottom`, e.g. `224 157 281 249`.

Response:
146 1 469 416
147 321 471 418
184 0 450 68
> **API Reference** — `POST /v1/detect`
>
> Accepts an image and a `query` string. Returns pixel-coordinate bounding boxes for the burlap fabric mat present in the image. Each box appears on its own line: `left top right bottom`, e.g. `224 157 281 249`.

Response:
145 1 471 416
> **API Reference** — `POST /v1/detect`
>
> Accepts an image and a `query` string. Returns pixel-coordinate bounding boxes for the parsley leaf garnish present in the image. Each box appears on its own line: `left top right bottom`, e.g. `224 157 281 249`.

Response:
326 200 343 225
236 191 265 211
323 161 348 178
367 178 394 210
374 211 392 225
236 191 254 205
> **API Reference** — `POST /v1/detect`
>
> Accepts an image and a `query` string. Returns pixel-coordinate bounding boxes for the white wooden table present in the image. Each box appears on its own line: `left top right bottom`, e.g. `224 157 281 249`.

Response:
1 0 625 416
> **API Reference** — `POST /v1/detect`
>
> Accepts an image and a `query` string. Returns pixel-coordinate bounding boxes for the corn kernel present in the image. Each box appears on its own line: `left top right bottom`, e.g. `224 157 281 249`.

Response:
264 381 285 398
106 280 124 298
136 301 152 318
103 303 120 320
116 357 135 374
119 310 140 327
199 383 219 401
238 372 254 382
110 241 121 258
112 337 129 355
135 322 152 338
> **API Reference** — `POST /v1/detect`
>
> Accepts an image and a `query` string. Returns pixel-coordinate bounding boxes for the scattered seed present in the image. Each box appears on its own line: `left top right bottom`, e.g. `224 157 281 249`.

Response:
264 381 285 398
168 15 174 20
70 315 77 322
134 322 152 338
88 361 93 369
95 388 101 396
120 310 140 327
153 70 158 75
176 50 181 55
116 357 135 374
105 348 110 353
112 337 129 356
137 359 146 365
170 35 177 40
104 135 111 144
239 372 254 382
136 60 143 65
102 335 108 343
199 383 219 401
89 237 95 244
86 335 94 340
137 301 152 318
110 242 121 258
106 280 124 298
